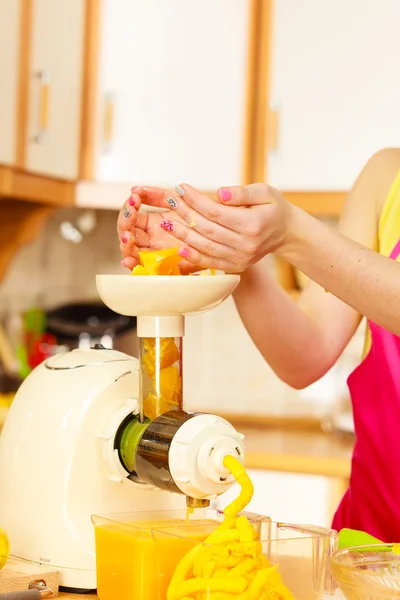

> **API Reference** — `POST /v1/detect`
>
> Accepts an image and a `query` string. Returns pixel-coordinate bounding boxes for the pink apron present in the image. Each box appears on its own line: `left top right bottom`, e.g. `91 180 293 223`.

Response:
332 239 400 542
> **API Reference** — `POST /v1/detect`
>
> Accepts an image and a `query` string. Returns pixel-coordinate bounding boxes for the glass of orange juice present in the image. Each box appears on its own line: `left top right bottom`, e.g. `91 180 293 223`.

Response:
92 509 223 600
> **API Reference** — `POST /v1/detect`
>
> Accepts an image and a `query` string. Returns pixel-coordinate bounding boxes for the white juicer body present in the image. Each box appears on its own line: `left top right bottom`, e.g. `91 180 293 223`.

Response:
0 348 184 590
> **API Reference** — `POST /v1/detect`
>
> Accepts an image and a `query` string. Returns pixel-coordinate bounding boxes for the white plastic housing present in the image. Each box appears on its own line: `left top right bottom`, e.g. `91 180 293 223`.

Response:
0 348 185 590
169 414 245 499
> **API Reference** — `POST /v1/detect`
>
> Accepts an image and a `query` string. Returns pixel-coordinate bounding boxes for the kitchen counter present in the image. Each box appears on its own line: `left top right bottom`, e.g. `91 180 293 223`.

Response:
59 595 96 599
220 419 354 521
57 426 351 600
240 425 353 478
59 591 345 599
2 420 352 600
56 427 351 597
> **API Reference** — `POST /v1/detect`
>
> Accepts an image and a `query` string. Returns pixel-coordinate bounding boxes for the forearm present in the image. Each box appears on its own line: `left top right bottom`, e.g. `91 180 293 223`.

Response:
281 208 400 335
233 263 336 387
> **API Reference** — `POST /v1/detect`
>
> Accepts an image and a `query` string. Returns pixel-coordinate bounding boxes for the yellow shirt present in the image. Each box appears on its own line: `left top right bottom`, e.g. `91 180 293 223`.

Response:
364 169 400 355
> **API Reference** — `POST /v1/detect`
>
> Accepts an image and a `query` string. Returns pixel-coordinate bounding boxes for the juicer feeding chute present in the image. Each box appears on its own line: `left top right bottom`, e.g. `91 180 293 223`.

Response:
96 273 244 507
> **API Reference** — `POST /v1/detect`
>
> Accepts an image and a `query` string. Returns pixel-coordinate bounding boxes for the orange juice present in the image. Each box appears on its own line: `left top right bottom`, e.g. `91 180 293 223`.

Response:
94 519 216 600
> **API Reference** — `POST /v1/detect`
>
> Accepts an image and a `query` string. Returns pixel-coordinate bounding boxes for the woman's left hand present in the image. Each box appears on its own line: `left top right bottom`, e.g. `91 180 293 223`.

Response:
131 183 295 272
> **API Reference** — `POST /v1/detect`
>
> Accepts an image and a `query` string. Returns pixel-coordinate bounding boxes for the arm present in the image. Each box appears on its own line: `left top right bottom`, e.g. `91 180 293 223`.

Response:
233 148 400 388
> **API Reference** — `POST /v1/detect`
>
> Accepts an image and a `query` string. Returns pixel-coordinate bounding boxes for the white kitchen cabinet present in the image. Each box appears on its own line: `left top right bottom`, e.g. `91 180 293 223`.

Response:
215 469 331 528
91 0 249 190
25 0 85 180
0 0 21 165
267 0 400 191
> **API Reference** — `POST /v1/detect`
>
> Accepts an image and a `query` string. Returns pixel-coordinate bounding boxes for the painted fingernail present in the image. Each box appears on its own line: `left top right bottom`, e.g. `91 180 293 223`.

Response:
121 232 132 244
166 196 178 210
160 220 174 232
219 187 232 202
123 207 131 219
175 185 185 197
128 197 136 207
179 247 189 258
121 259 129 267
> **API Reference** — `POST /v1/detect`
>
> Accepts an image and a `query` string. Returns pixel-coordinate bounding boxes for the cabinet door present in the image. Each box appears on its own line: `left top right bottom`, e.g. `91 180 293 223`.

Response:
94 0 249 189
214 469 331 527
267 0 400 191
25 0 85 179
0 0 21 165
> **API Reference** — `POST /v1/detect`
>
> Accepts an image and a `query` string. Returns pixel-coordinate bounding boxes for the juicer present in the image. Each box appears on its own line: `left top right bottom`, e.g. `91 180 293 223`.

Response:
0 274 246 591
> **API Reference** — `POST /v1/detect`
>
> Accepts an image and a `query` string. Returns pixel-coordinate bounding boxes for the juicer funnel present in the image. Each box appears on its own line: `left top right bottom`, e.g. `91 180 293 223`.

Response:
96 274 240 337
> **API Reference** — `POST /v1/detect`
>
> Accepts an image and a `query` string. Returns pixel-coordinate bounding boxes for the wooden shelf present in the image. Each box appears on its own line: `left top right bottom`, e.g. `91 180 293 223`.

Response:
0 166 75 206
0 165 75 282
0 199 53 281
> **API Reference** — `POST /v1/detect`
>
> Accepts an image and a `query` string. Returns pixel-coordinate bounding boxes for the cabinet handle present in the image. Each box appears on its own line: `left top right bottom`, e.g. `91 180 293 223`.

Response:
267 108 279 153
103 94 114 149
33 70 51 144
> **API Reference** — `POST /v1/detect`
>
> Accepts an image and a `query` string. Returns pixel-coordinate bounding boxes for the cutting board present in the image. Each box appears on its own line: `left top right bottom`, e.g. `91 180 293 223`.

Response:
59 595 97 599
0 556 59 595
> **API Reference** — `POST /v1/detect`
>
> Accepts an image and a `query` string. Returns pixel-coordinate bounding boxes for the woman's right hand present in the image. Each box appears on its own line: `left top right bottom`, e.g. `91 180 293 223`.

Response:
117 190 200 273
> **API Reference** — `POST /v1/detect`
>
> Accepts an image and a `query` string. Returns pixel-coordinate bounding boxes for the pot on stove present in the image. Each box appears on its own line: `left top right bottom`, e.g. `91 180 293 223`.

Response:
45 302 138 355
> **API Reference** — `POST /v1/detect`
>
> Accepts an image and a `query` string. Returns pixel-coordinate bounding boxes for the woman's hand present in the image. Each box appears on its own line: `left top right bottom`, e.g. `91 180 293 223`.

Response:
128 183 296 273
117 191 201 273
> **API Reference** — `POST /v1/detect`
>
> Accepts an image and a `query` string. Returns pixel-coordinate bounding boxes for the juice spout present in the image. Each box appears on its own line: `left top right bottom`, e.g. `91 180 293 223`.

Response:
186 497 210 510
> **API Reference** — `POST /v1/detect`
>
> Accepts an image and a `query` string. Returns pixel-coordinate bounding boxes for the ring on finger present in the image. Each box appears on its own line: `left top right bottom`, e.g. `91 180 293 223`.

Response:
189 210 197 228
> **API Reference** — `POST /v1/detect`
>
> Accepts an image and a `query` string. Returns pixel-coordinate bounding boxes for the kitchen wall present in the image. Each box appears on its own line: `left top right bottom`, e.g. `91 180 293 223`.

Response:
0 208 125 316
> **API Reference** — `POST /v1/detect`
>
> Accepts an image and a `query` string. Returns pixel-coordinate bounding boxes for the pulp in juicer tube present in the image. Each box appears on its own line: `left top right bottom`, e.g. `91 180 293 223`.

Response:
140 336 182 421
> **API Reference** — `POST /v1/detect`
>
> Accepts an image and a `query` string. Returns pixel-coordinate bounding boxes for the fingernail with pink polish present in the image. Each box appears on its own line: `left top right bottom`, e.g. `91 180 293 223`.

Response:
121 232 132 244
160 220 174 232
128 197 136 206
219 187 232 202
179 247 189 258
